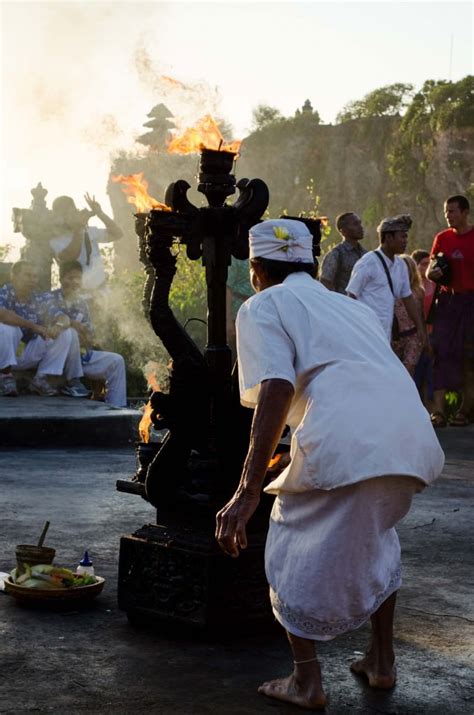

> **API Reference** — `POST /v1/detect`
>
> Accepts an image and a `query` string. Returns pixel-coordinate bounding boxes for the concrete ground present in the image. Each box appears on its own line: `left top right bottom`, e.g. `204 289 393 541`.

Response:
0 424 473 713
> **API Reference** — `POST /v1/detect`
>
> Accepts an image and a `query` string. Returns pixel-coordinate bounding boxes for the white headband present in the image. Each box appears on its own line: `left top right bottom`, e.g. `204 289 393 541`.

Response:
249 219 314 263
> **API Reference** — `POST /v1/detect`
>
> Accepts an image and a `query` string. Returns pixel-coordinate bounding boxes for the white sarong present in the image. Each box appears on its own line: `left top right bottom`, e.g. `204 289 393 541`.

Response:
265 475 421 641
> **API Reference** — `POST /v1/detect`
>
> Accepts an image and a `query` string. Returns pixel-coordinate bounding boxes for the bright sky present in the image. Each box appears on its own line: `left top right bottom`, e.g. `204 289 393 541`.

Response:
1 0 472 257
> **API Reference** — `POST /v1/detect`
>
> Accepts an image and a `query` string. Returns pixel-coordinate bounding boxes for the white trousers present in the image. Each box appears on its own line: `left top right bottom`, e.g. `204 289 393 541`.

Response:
0 324 127 407
0 324 82 379
82 351 127 408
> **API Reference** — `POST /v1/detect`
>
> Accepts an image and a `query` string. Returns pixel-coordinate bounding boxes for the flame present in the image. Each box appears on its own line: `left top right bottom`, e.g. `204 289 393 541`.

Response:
139 401 153 443
167 114 241 155
111 173 171 213
268 453 283 469
138 362 162 443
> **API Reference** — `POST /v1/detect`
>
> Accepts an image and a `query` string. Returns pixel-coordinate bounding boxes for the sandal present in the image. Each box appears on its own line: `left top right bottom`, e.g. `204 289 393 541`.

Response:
450 411 470 427
430 411 447 428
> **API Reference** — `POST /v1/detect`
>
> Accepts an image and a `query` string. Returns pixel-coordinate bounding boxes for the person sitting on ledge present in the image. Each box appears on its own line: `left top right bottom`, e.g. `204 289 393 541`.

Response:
45 260 127 408
0 260 88 397
215 218 444 710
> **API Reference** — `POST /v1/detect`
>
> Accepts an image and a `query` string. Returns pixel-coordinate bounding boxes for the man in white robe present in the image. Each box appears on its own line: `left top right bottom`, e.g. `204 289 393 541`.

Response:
216 218 444 710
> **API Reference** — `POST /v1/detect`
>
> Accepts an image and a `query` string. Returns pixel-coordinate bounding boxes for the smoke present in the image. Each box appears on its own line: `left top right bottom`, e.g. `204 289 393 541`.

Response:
1 2 227 386
133 46 223 130
2 1 228 258
93 275 171 392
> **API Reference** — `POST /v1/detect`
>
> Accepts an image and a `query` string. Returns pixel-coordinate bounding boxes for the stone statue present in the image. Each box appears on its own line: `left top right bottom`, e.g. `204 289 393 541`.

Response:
12 183 56 291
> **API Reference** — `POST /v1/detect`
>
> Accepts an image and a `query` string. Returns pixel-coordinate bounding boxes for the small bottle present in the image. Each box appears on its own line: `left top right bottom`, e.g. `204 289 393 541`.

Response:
76 551 95 576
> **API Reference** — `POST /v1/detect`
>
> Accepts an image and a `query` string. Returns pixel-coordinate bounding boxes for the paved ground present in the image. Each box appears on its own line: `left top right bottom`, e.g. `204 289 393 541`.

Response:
0 427 473 714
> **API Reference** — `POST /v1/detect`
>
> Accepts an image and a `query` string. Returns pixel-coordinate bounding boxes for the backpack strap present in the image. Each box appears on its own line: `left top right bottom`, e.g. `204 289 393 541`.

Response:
373 250 395 295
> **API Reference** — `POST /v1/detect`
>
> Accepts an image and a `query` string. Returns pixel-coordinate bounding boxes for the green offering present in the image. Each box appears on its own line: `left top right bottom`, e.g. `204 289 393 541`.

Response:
10 564 97 589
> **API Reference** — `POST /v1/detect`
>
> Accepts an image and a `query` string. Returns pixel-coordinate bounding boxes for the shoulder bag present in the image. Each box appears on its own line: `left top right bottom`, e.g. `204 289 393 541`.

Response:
373 250 401 341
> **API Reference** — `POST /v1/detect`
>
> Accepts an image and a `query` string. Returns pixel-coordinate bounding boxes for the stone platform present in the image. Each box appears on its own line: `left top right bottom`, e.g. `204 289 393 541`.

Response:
0 395 142 448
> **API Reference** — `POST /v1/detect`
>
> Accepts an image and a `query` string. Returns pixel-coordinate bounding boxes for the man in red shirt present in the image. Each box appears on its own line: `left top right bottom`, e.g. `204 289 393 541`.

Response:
428 195 474 427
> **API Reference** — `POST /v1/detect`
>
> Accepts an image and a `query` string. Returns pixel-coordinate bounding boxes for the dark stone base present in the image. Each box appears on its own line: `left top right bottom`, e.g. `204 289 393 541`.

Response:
118 518 273 633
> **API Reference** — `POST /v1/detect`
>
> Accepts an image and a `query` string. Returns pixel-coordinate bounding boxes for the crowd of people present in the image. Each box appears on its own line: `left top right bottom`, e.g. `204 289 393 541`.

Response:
0 193 127 407
1 192 472 425
321 194 473 428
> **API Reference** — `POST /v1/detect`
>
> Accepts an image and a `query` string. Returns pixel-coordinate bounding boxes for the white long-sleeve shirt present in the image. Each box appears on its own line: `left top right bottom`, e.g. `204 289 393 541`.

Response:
236 272 444 494
346 249 411 339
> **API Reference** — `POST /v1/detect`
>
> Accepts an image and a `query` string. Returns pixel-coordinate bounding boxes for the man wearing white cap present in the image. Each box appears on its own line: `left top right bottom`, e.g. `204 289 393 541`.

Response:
216 218 444 709
346 214 427 346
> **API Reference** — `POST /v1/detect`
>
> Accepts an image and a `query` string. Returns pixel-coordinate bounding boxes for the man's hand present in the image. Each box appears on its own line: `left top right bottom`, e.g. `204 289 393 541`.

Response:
46 325 63 340
215 488 261 558
69 209 91 231
35 325 50 340
215 378 294 558
84 192 102 216
427 266 443 282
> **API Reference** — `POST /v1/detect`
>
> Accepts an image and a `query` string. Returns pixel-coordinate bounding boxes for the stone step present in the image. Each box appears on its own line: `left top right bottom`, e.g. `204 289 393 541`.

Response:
0 395 141 448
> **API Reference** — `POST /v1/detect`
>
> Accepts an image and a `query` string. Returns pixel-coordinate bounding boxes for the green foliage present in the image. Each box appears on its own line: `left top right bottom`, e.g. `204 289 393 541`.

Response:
445 391 461 420
337 83 414 122
388 77 474 191
287 178 334 258
251 104 285 130
362 199 384 227
0 244 12 261
169 251 207 349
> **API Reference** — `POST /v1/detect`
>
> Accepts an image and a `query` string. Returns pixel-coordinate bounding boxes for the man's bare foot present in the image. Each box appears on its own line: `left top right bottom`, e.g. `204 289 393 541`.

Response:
350 655 397 689
258 672 327 710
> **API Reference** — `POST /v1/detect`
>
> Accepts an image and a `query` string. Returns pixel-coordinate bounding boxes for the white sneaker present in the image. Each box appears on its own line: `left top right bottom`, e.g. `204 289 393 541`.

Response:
29 376 58 397
60 379 91 398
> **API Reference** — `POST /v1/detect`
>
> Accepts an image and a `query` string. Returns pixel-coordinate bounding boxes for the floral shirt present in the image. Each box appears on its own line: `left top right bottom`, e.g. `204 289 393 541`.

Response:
0 283 50 343
43 289 94 363
43 289 93 332
320 241 367 294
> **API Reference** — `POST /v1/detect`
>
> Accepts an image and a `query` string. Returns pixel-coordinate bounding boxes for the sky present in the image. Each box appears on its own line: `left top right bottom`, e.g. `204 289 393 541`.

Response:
1 0 472 257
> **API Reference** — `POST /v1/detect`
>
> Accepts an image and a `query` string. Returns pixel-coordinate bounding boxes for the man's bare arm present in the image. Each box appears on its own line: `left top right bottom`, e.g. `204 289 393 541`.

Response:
85 193 123 241
215 378 294 557
427 266 443 282
0 308 49 338
402 294 429 348
320 277 334 291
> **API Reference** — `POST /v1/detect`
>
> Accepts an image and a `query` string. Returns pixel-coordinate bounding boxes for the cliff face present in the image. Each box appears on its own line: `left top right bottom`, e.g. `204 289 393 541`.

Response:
109 117 474 271
237 117 474 252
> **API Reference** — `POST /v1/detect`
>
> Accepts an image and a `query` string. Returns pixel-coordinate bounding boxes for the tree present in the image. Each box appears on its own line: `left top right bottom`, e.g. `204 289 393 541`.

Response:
251 104 284 130
388 76 474 189
337 83 414 122
214 116 236 142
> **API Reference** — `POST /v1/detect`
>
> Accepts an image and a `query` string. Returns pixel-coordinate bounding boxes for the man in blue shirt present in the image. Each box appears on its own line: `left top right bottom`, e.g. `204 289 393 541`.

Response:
45 261 127 407
0 260 86 397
